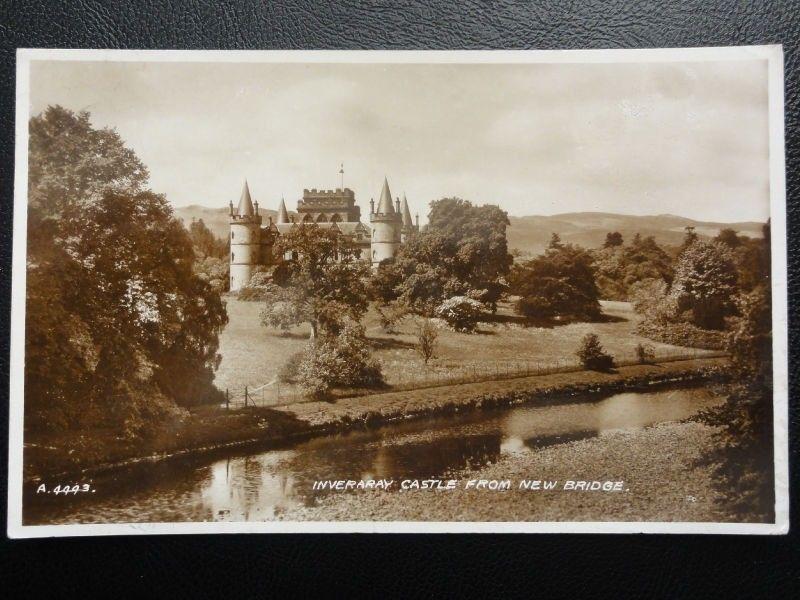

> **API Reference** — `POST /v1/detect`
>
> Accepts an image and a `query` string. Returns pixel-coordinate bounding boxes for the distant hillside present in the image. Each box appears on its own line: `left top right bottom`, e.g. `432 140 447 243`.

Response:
173 205 764 255
507 212 764 256
174 205 286 240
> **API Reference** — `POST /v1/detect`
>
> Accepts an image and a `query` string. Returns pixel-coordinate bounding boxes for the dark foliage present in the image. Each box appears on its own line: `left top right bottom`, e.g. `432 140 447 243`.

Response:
375 197 512 314
575 333 615 371
25 106 228 436
510 236 601 321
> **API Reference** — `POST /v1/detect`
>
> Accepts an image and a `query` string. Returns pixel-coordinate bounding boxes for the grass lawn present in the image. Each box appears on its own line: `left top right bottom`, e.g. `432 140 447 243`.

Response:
214 297 716 402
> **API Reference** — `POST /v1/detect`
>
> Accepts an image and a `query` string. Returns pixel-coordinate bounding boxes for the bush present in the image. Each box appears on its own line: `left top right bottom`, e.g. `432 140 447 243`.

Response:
296 322 384 397
635 342 656 364
238 269 273 302
636 320 727 350
576 333 615 371
435 296 484 333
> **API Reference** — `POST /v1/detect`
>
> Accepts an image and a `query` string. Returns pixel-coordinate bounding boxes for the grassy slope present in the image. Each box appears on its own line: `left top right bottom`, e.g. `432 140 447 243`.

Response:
214 298 716 396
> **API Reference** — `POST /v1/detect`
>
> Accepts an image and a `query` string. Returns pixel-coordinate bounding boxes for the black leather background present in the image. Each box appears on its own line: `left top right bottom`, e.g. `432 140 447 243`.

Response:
0 1 797 596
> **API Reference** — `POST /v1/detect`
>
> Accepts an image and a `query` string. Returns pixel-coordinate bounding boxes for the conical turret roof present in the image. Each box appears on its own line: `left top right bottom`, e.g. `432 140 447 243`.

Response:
376 177 395 214
400 193 413 228
277 197 289 224
237 180 255 216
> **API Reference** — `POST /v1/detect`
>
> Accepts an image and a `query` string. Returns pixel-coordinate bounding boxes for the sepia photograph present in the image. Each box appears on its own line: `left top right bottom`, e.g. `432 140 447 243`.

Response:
7 47 788 536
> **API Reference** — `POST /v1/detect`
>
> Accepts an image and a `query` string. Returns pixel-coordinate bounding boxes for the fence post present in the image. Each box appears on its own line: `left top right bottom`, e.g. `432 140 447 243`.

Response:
226 388 229 411
245 385 248 408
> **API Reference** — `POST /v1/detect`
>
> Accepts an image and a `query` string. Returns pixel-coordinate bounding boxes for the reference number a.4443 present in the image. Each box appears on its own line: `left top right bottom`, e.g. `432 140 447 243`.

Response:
36 483 96 495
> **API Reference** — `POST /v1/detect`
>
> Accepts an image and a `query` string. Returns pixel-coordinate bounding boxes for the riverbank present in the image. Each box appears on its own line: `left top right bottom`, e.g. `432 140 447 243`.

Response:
23 357 729 482
281 420 745 523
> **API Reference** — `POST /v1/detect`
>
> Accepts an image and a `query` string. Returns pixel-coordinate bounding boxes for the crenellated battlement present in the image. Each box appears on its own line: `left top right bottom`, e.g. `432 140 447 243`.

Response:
302 187 355 199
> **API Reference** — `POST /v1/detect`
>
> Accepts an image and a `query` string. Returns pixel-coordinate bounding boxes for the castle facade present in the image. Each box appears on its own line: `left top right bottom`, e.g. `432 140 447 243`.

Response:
229 177 418 291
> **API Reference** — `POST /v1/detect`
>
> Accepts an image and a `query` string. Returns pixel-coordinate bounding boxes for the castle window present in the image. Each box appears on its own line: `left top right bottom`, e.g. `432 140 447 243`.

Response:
231 231 234 240
231 252 235 262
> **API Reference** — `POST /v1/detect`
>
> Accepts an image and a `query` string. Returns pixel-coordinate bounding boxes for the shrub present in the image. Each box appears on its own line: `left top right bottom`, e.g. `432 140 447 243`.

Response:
238 270 273 301
635 342 656 364
636 320 727 350
576 333 615 371
435 296 484 333
238 286 269 301
296 322 384 397
416 318 439 365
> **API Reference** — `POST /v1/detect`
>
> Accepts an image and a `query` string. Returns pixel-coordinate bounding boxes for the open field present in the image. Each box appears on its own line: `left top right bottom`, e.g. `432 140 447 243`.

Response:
214 298 717 401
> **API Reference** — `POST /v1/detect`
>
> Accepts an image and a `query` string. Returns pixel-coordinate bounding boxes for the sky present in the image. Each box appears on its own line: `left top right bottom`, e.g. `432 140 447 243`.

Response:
29 57 771 223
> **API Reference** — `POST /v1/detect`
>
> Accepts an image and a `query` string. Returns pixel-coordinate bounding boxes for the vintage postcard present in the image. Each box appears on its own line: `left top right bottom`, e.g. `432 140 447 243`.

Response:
7 47 788 536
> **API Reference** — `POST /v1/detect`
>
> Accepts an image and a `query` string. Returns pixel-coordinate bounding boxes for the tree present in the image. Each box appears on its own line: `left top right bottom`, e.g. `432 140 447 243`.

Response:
383 197 512 314
603 231 624 248
575 334 614 371
672 240 738 330
25 106 228 434
696 286 774 519
416 319 438 365
189 218 228 259
715 227 742 249
262 225 370 337
509 237 601 321
678 225 699 254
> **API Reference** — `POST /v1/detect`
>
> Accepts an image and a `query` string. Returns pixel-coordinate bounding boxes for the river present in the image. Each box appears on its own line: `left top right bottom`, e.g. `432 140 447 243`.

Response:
24 385 723 525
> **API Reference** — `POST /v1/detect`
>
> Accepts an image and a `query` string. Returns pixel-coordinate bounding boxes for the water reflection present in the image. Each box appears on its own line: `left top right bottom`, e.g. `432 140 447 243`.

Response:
25 386 722 525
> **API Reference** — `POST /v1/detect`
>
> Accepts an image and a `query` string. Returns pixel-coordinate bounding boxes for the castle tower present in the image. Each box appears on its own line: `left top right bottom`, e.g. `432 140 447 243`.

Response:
229 180 263 292
369 177 403 265
400 193 418 243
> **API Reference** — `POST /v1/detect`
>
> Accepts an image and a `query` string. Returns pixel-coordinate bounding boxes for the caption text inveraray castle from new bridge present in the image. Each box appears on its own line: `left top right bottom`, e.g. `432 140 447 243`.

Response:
228 175 420 291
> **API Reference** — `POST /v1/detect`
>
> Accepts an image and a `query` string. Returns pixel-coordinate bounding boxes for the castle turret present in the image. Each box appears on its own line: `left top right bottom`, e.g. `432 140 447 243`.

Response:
369 177 403 265
229 180 262 291
400 193 418 243
277 197 289 224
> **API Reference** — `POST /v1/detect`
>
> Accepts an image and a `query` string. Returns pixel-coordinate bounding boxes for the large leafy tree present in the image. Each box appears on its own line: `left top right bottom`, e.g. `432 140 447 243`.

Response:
376 197 512 314
26 106 228 435
671 240 738 330
261 225 370 337
509 236 601 321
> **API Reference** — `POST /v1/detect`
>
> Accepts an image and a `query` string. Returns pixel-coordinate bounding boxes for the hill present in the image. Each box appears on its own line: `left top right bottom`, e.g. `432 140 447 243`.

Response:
173 205 764 255
507 212 764 256
174 205 286 240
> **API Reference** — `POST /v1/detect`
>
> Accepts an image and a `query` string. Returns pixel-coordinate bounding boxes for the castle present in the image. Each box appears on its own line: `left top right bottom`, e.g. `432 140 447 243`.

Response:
228 177 419 291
